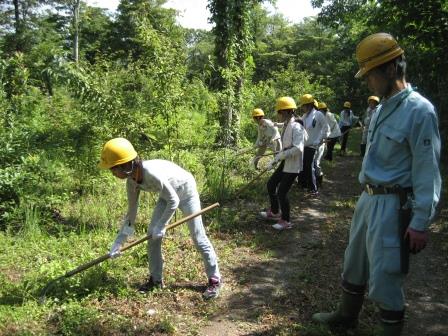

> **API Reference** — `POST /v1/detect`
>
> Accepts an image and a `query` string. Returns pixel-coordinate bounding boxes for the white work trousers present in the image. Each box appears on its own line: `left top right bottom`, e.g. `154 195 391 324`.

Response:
147 194 220 282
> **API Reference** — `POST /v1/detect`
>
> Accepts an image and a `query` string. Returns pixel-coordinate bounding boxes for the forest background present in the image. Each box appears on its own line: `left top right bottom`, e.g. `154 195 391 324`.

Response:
0 0 447 335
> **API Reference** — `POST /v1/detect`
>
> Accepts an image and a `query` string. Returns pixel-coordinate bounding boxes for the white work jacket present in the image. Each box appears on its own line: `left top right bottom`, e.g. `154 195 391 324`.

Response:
325 111 341 138
277 117 308 173
123 160 197 234
255 119 281 147
302 108 329 148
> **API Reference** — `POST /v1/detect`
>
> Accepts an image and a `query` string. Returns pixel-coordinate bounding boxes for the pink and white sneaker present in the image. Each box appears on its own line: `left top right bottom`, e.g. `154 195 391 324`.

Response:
272 219 292 230
259 209 281 221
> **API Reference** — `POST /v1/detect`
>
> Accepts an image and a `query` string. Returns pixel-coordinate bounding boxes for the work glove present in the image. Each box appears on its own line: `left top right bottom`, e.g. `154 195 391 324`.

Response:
274 151 285 161
109 233 127 258
266 158 278 171
151 225 166 240
109 220 135 258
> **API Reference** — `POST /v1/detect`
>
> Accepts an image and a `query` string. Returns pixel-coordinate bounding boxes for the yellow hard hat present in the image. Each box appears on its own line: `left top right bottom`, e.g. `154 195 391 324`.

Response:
299 94 314 107
98 138 137 169
368 95 380 103
318 102 327 110
276 97 297 112
355 33 404 78
344 101 351 108
252 108 264 117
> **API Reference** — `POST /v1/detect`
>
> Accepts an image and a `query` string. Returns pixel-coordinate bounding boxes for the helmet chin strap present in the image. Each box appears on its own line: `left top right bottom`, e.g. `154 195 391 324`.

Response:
121 160 135 176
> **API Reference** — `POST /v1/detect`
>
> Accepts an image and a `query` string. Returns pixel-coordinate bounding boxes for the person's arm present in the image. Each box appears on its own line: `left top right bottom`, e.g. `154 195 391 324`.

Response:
109 180 140 257
262 119 280 143
317 112 329 144
254 124 262 147
151 178 180 238
409 109 441 232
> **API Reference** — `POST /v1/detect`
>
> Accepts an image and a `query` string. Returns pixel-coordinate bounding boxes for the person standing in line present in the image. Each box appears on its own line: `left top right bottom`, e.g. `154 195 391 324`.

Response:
251 108 282 170
338 101 355 155
312 33 441 336
313 101 331 187
299 94 329 196
360 96 380 156
99 138 222 299
260 97 307 230
319 102 341 162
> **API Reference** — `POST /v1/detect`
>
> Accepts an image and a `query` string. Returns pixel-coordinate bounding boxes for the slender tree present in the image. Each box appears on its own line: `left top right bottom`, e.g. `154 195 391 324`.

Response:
208 0 260 147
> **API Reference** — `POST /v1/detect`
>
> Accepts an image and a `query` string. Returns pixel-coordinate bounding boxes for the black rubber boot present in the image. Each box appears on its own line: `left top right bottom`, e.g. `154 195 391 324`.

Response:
312 291 364 331
379 309 405 336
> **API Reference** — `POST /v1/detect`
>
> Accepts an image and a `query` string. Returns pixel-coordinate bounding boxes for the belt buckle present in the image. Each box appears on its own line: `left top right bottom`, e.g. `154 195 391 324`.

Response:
366 184 374 195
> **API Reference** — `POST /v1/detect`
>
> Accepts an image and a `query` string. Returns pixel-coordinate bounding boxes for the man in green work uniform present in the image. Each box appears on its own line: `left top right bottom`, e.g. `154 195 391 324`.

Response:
312 33 441 335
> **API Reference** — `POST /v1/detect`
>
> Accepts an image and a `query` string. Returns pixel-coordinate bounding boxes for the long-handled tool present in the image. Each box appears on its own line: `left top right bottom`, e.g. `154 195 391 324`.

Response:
235 166 271 197
255 150 280 158
39 202 220 304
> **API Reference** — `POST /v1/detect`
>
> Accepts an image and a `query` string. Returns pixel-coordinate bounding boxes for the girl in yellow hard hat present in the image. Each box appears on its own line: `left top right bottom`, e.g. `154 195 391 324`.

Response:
259 97 308 230
99 138 222 299
338 101 356 155
251 108 282 169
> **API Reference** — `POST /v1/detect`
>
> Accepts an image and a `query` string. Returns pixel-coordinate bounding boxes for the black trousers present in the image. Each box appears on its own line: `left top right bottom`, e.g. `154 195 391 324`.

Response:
324 137 338 161
267 161 298 222
302 146 317 192
340 126 351 152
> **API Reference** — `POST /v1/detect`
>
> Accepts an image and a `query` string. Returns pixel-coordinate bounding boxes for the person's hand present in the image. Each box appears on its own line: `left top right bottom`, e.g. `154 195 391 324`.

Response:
109 233 127 258
266 159 278 170
405 227 428 254
151 227 166 240
274 151 285 161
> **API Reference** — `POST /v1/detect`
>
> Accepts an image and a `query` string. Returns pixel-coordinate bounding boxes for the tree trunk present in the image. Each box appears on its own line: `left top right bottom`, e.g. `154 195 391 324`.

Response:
72 0 80 63
13 0 22 51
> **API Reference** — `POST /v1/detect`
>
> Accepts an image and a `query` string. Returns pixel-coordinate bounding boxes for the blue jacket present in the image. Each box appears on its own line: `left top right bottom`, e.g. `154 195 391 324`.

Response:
360 85 441 231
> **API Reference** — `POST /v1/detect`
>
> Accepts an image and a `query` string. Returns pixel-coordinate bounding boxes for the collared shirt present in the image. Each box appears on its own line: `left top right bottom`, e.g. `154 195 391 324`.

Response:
359 85 441 231
302 108 329 147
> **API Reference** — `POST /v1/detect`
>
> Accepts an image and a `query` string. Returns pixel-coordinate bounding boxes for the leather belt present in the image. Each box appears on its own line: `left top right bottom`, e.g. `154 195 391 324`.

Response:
364 184 412 195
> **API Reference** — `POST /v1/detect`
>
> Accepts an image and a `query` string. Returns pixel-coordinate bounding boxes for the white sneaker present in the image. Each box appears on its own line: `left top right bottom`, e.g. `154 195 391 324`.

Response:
272 219 292 230
259 209 281 221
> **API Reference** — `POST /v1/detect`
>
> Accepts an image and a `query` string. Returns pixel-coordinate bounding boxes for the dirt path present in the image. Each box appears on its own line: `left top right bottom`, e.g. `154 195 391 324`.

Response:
200 154 448 336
